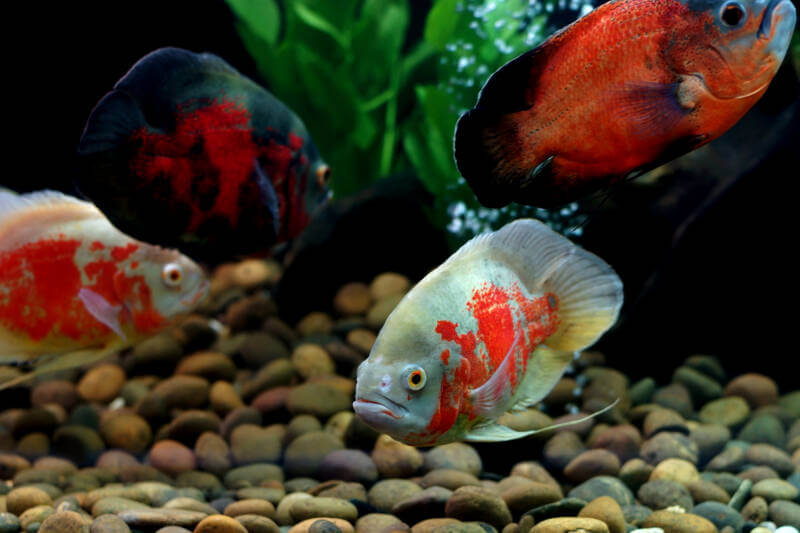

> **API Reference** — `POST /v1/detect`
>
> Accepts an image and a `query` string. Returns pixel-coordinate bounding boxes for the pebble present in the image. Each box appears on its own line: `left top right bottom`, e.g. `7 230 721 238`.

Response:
392 486 452 524
692 501 745 532
174 351 237 382
318 449 378 484
77 364 126 404
563 449 621 483
194 515 248 533
423 443 482 476
89 513 131 532
444 485 512 530
284 431 345 478
369 479 423 513
699 397 751 428
371 435 424 478
771 500 800 528
334 283 372 316
229 424 281 465
288 517 354 533
224 499 276 518
286 383 353 418
290 497 359 523
369 273 411 300
99 412 152 454
649 458 700 486
640 509 718 533
745 444 796 477
152 375 210 409
148 440 196 476
234 514 280 533
725 374 779 408
637 479 694 511
291 345 336 380
752 479 800 502
5 486 52 516
578 496 626 533
530 517 610 533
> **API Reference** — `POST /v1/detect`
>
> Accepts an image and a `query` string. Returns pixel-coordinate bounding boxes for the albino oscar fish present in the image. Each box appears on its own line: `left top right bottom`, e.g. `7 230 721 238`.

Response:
0 190 209 388
353 219 623 446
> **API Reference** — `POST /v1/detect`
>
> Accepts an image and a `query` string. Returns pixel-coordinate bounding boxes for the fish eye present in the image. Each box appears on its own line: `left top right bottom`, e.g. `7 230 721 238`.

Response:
404 366 427 391
720 1 746 26
162 263 183 288
316 165 331 188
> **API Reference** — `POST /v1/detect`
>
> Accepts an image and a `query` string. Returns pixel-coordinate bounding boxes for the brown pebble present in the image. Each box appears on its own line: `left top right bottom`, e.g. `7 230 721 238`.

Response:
77 364 126 403
724 373 778 408
194 514 248 533
564 449 621 483
100 412 152 454
234 514 280 533
369 273 410 300
371 435 424 478
296 312 334 336
148 439 196 476
224 499 275 518
209 381 244 415
291 344 336 380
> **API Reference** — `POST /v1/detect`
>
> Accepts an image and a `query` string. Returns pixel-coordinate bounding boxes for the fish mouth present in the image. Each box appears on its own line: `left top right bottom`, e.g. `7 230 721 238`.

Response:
180 279 210 308
352 395 408 422
758 0 796 52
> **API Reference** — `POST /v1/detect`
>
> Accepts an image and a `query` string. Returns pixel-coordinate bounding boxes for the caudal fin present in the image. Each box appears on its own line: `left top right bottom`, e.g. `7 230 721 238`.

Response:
454 48 548 208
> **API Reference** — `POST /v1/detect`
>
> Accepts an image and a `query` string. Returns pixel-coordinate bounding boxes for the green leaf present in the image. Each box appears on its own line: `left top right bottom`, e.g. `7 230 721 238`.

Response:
424 0 462 51
350 0 410 95
226 0 281 46
292 2 350 49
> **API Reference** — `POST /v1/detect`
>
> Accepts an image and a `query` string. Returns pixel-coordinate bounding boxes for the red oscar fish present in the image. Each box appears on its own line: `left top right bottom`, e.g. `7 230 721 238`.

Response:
76 47 330 261
0 190 208 388
455 0 796 207
353 219 622 446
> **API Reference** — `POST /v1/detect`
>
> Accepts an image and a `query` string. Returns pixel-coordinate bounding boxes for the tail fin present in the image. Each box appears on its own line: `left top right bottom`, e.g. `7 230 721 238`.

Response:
454 48 547 208
452 219 623 352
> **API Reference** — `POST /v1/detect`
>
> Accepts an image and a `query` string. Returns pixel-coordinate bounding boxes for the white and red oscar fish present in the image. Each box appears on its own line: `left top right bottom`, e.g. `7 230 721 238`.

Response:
353 219 623 446
0 190 208 387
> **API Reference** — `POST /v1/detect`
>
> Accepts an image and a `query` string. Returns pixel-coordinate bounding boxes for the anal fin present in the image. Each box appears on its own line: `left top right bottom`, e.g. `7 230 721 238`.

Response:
0 345 123 391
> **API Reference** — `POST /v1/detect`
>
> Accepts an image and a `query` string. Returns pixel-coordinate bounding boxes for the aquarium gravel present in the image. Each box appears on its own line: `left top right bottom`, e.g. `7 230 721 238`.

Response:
1 258 799 533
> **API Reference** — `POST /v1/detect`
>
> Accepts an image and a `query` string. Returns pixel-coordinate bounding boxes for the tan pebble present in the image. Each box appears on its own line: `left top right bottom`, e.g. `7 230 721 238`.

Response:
224 498 275 518
291 344 335 380
89 513 132 532
5 486 52 515
209 381 244 415
296 312 334 336
289 497 358 523
345 329 376 354
275 492 313 525
288 517 354 533
409 518 460 533
334 283 372 316
371 434 424 478
354 513 408 533
641 509 718 532
77 364 126 403
19 505 55 529
232 259 277 289
578 496 625 533
369 273 411 300
39 510 90 532
649 458 700 486
501 481 562 516
194 514 248 533
530 517 609 533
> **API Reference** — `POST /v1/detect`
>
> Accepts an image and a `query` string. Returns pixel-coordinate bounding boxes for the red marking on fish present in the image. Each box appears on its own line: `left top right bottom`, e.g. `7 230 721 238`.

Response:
112 271 165 333
90 241 105 251
0 237 88 341
111 243 139 262
467 283 518 386
440 349 450 366
129 98 264 232
288 132 304 152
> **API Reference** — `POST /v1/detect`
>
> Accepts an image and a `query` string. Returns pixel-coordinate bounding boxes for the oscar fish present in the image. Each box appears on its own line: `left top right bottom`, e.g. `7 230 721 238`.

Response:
454 0 796 207
353 219 623 446
0 190 208 388
76 47 330 260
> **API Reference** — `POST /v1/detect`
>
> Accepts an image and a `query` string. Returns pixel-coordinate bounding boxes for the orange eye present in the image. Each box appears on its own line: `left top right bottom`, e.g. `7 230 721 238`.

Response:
316 164 331 188
162 263 183 288
406 366 427 391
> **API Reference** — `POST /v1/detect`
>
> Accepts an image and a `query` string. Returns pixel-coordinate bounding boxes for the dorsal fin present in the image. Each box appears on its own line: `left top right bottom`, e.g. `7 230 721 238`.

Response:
443 219 623 352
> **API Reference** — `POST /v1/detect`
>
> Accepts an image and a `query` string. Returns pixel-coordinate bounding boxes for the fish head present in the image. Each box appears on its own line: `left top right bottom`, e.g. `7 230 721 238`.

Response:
675 0 795 99
116 246 209 328
353 319 459 444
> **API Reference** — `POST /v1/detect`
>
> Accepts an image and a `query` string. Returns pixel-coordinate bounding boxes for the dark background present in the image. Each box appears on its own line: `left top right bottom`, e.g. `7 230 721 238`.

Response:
3 1 800 390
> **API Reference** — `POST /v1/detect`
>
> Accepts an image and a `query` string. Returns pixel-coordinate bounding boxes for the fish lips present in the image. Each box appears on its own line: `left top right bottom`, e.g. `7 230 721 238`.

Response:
352 395 408 431
758 0 796 58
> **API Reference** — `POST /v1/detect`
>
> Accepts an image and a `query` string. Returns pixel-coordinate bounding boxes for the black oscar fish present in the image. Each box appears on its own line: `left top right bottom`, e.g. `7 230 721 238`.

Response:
77 47 330 260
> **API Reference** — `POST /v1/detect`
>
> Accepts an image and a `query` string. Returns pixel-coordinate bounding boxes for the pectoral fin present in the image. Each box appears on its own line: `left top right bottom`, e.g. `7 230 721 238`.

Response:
78 288 126 340
465 398 620 442
468 330 522 419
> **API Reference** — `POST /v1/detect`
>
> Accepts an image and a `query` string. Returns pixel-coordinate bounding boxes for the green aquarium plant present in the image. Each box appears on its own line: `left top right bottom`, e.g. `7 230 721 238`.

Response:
225 0 591 242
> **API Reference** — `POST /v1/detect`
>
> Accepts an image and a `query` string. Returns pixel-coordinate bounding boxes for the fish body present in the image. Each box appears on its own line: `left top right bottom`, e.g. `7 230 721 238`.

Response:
353 219 623 446
76 47 330 260
455 0 796 207
0 190 208 365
